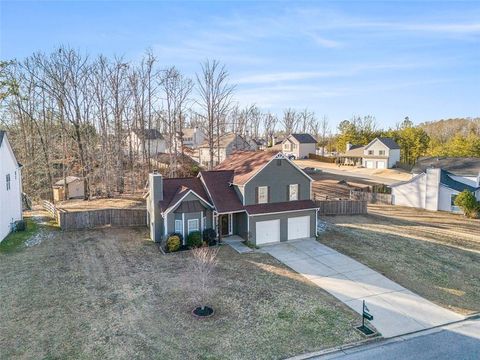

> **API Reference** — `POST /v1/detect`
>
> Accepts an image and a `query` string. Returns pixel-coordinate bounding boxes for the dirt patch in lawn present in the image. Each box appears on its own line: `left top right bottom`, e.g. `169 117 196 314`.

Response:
0 226 362 360
320 205 480 315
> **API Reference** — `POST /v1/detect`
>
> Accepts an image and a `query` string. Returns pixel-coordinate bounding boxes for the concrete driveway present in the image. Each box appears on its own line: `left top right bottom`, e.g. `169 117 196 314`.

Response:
262 239 464 338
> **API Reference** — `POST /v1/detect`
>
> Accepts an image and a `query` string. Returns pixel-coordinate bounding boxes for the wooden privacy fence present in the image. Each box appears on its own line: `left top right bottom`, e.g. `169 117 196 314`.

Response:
42 201 147 230
350 190 393 205
315 199 367 215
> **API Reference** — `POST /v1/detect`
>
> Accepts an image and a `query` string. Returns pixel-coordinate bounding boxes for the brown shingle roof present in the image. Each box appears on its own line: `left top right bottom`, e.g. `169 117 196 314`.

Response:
215 150 278 185
199 170 244 213
245 200 318 215
159 177 210 212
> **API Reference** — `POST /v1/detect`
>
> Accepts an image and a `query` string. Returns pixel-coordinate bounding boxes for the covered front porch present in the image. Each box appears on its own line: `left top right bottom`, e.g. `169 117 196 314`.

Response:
213 211 248 240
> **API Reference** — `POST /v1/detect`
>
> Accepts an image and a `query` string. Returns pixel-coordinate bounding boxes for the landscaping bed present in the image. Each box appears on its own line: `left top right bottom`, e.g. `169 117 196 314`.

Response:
320 204 480 315
0 225 363 359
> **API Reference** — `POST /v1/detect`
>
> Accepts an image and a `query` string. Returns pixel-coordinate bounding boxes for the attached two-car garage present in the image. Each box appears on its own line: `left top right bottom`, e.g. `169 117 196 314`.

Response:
253 211 315 245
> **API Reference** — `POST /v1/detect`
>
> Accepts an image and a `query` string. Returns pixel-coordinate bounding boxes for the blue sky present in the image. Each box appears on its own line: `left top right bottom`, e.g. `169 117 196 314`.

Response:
1 1 479 130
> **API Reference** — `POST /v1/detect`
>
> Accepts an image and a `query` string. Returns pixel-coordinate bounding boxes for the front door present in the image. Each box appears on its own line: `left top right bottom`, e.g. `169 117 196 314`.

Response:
220 214 229 236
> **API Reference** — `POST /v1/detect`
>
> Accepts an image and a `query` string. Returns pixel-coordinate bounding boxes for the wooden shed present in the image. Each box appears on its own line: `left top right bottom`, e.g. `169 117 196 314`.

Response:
53 176 85 202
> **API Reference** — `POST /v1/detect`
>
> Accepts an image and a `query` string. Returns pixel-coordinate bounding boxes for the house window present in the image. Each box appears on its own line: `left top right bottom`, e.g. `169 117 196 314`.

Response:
188 219 199 233
284 143 290 150
257 186 268 204
368 150 374 155
289 184 299 201
379 150 385 156
451 194 458 206
175 219 183 233
6 174 10 191
203 216 207 230
292 143 297 150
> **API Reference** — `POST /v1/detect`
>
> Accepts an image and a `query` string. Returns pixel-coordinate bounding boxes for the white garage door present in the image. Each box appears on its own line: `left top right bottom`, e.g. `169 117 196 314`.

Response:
365 160 374 169
377 161 386 169
256 219 280 245
287 216 310 240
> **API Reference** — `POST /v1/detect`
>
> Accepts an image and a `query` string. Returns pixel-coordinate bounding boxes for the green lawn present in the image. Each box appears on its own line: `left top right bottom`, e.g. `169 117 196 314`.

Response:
0 222 363 360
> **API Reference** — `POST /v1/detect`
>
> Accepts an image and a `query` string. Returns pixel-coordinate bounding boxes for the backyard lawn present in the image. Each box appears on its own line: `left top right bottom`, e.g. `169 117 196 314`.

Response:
0 214 363 360
320 205 480 316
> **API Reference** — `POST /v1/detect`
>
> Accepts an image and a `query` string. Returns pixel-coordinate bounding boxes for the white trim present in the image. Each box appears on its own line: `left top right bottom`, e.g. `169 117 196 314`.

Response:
247 207 319 217
182 213 185 240
163 189 214 215
164 215 168 236
315 209 318 236
257 185 269 204
228 213 233 235
198 173 215 206
289 183 299 201
201 211 204 231
216 209 246 215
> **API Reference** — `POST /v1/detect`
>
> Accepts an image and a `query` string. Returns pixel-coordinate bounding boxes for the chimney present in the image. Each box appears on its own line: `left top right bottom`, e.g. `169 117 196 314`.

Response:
346 142 352 152
148 172 163 243
149 172 163 203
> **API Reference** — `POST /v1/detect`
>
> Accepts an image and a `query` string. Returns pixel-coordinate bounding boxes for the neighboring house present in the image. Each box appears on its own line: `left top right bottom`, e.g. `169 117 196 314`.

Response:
390 168 480 212
0 131 23 242
53 176 85 201
181 127 205 149
127 129 166 157
282 134 317 159
198 132 251 168
341 137 400 169
147 151 319 246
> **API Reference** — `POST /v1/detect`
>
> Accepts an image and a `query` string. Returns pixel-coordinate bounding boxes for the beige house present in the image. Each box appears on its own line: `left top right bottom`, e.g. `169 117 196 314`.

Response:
53 176 85 201
198 133 251 168
181 127 205 148
282 134 317 159
341 137 400 169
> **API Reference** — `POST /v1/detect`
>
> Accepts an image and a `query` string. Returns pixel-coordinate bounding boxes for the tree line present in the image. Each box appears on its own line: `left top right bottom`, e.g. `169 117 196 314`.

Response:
0 47 329 201
334 115 480 165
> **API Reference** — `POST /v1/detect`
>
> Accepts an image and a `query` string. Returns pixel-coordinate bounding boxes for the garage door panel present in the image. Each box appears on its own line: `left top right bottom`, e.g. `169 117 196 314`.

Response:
365 160 374 169
377 161 385 169
256 219 280 245
288 216 310 240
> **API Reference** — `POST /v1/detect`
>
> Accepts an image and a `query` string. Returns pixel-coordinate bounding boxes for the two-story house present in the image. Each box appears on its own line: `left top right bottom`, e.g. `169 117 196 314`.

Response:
181 127 205 149
127 128 166 157
147 151 319 246
282 134 317 159
342 137 400 169
198 132 251 168
0 131 23 242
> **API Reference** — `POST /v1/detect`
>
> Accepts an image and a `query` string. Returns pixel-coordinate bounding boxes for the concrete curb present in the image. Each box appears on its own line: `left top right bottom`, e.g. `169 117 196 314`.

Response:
287 314 479 360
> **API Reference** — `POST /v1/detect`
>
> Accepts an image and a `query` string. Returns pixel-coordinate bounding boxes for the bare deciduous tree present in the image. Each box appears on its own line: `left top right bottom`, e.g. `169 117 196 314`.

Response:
281 108 298 135
187 246 219 313
196 60 234 169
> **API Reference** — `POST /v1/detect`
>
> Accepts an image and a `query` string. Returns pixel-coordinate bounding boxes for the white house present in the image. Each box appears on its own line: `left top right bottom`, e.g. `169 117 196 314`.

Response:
342 137 400 169
0 131 23 242
282 134 317 159
390 167 480 212
127 128 166 157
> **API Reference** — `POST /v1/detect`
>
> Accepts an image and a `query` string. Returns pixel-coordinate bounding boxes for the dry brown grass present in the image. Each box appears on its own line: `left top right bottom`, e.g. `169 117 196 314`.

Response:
320 205 480 315
0 225 362 360
56 197 146 212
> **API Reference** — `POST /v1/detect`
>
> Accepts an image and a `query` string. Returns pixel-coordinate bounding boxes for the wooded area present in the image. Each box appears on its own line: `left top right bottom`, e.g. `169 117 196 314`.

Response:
1 48 479 202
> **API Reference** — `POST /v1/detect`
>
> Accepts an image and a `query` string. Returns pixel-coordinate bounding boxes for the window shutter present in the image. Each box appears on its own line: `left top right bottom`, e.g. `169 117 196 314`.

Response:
287 185 290 201
255 187 259 204
297 184 300 200
268 186 271 203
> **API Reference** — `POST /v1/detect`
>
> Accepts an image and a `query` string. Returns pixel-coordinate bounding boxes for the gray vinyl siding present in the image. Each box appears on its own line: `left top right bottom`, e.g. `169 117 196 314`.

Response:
234 212 248 239
249 210 316 245
244 158 311 205
233 185 244 204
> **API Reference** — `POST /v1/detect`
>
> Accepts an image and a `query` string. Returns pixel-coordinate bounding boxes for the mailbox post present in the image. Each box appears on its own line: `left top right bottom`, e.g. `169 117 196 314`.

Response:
362 300 373 328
